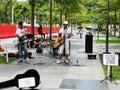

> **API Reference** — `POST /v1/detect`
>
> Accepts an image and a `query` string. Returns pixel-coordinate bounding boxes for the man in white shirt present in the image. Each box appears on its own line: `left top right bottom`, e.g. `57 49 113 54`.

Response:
16 22 29 64
57 21 73 64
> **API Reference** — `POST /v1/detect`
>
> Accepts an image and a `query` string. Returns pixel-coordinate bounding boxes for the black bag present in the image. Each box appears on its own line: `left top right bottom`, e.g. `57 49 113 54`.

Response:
4 53 15 57
28 52 32 58
36 47 43 53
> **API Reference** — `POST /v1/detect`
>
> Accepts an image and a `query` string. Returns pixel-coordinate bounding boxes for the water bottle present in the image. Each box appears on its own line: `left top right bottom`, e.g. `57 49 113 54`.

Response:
75 57 79 65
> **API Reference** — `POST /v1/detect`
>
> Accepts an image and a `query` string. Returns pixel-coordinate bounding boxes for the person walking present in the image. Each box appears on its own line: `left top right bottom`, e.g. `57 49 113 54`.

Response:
56 21 73 64
16 21 29 64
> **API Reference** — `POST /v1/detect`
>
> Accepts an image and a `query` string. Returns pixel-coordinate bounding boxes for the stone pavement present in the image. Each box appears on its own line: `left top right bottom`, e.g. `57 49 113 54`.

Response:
0 31 120 90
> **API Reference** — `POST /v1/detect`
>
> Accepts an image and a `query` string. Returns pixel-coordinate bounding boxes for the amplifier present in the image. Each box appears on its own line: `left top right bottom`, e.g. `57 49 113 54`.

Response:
88 54 96 59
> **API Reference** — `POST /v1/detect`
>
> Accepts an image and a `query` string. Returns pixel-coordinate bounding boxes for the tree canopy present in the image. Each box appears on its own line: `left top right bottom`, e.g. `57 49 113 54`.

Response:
0 0 119 29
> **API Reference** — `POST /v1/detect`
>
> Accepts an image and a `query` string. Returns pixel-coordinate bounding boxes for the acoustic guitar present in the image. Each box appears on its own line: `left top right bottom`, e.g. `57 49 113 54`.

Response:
54 33 73 48
0 69 40 89
55 37 64 48
19 35 27 42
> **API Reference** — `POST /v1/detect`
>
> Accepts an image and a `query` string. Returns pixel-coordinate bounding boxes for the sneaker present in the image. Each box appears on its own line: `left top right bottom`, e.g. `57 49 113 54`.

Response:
26 58 30 61
65 60 69 64
18 60 23 65
56 60 62 64
24 58 30 64
24 59 30 64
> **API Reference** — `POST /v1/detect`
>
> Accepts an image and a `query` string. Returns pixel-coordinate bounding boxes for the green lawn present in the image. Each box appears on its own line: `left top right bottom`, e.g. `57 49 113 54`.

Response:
96 40 120 44
95 34 120 44
99 54 120 80
0 56 17 64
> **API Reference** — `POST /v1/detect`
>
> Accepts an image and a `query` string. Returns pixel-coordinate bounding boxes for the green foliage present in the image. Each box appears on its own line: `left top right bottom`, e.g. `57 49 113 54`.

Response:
0 0 119 28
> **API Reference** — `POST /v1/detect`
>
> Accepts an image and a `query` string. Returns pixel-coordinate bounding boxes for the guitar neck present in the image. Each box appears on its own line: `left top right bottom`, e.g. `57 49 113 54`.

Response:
0 79 16 89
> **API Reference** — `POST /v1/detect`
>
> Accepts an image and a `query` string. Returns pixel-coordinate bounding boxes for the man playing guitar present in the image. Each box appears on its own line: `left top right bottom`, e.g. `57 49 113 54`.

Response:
16 22 29 64
56 21 73 64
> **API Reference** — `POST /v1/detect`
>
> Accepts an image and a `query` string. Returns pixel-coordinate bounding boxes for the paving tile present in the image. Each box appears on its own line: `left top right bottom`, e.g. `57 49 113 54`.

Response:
59 79 109 90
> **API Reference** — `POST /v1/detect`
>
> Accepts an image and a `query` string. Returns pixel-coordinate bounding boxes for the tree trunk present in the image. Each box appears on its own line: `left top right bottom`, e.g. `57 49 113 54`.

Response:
113 8 117 36
31 0 34 35
4 0 10 24
109 16 112 35
64 13 67 20
60 9 62 28
119 10 120 37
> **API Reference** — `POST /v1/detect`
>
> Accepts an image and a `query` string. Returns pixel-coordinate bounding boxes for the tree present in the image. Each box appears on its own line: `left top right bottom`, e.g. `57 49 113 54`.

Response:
0 0 14 24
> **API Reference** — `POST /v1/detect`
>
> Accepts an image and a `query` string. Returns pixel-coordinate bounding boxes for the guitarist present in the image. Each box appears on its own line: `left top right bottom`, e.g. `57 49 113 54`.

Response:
16 22 29 64
56 21 73 64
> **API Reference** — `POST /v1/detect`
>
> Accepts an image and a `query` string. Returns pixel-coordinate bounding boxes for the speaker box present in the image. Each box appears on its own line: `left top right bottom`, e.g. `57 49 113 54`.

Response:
115 52 120 66
88 54 96 59
85 35 93 53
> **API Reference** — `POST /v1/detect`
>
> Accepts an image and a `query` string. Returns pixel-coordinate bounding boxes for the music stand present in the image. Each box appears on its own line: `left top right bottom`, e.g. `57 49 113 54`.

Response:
100 54 118 85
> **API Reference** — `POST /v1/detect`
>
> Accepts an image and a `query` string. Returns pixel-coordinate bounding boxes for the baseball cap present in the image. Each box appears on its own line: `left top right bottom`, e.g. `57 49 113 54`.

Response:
63 21 68 24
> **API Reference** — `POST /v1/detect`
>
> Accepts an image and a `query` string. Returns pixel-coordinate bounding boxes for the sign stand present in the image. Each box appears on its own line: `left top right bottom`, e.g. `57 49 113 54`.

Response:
100 54 118 85
100 66 117 85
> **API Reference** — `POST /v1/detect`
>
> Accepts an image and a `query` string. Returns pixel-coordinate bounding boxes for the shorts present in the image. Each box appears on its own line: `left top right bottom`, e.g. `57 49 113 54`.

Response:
58 40 70 55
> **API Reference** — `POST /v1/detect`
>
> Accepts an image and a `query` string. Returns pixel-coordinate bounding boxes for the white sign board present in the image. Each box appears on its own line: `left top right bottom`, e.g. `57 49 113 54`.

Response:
103 54 119 66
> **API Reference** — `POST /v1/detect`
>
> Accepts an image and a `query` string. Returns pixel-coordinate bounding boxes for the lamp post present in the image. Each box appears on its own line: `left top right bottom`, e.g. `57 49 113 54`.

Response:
106 0 111 82
106 0 109 53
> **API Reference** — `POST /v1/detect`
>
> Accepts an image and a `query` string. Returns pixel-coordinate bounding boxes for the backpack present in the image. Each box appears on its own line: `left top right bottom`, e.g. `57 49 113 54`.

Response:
28 52 32 58
36 47 43 53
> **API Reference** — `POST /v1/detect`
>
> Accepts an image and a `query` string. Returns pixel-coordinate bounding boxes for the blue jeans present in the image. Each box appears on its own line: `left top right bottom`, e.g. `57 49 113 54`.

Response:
18 42 28 62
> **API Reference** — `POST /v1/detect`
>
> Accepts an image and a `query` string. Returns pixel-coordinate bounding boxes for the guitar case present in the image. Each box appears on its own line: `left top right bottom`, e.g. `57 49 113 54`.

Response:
0 69 40 89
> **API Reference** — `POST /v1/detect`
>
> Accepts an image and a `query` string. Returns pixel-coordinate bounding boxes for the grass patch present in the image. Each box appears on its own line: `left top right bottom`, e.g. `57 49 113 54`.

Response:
0 56 17 64
96 40 120 44
99 54 120 80
95 32 120 44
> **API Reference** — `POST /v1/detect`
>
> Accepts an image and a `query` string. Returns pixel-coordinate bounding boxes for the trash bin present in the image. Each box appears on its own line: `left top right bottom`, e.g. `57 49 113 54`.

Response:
85 34 93 53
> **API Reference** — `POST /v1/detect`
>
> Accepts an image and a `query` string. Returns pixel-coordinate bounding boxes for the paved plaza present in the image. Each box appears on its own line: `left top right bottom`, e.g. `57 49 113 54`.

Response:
0 30 120 90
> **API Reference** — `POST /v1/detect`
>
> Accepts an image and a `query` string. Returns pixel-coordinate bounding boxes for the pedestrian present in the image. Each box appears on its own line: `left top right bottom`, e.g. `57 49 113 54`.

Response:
38 25 45 40
78 26 83 39
56 21 73 64
16 21 29 64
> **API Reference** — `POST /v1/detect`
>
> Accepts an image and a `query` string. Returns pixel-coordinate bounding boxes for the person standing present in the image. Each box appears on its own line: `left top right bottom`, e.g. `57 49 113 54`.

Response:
16 21 29 64
56 21 73 64
38 25 45 40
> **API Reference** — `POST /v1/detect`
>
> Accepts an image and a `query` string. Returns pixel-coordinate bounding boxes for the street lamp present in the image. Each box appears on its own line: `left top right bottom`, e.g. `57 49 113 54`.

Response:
106 0 109 53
